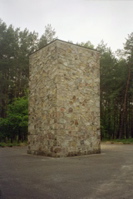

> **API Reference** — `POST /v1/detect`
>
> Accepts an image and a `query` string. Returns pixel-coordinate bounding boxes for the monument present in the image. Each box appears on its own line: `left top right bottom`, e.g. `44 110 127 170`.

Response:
28 39 101 157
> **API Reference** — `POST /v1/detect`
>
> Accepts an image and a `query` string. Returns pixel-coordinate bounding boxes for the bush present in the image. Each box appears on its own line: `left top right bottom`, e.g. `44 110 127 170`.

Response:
0 97 28 142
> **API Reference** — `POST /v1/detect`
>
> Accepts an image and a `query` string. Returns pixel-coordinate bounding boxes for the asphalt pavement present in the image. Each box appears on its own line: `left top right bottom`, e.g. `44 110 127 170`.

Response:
0 144 133 199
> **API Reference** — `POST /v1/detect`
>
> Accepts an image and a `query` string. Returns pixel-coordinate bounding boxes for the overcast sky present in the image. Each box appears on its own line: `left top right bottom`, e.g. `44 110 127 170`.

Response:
0 0 133 52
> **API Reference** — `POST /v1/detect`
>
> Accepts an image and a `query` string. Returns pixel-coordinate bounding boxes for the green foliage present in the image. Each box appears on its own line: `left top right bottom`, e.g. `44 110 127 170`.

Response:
0 19 58 143
98 35 133 139
38 24 57 49
102 138 133 144
1 18 133 143
0 141 27 147
77 40 94 49
0 19 57 119
7 96 28 127
0 19 38 118
0 97 28 142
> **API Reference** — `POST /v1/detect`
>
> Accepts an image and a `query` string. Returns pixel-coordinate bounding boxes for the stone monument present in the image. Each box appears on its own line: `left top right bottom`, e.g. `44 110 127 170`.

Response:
28 39 101 157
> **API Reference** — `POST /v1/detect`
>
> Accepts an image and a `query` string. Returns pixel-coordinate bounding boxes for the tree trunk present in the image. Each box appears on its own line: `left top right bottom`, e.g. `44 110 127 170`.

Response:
119 65 131 139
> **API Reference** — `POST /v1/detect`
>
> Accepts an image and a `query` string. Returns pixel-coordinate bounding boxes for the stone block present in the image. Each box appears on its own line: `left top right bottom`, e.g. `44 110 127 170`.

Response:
28 39 101 157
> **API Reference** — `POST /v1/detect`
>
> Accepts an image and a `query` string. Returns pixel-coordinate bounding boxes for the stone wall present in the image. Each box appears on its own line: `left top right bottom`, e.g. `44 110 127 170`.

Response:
28 39 101 157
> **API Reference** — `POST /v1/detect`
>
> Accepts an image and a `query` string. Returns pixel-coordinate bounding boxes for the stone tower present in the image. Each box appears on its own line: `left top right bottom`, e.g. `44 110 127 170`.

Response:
28 39 100 157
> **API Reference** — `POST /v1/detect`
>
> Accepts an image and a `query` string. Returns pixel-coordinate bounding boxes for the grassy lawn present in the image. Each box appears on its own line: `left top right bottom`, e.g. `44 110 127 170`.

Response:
0 142 27 147
1 139 133 147
102 138 133 144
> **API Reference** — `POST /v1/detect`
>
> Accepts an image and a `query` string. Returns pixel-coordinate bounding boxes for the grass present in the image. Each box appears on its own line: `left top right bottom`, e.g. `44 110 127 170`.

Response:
102 138 133 144
0 141 27 147
1 139 133 147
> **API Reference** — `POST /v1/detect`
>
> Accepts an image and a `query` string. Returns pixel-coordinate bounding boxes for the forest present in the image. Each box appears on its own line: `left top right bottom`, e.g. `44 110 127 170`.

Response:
0 19 133 143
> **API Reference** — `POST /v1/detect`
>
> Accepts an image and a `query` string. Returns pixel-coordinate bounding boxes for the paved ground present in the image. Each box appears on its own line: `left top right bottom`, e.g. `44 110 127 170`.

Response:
0 144 133 199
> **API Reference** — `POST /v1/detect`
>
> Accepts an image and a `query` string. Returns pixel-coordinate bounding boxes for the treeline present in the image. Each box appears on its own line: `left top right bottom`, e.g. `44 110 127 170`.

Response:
0 19 56 142
0 19 133 142
99 40 133 139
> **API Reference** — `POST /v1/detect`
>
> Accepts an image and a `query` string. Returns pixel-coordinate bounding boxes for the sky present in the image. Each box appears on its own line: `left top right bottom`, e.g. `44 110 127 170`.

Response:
0 0 133 52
